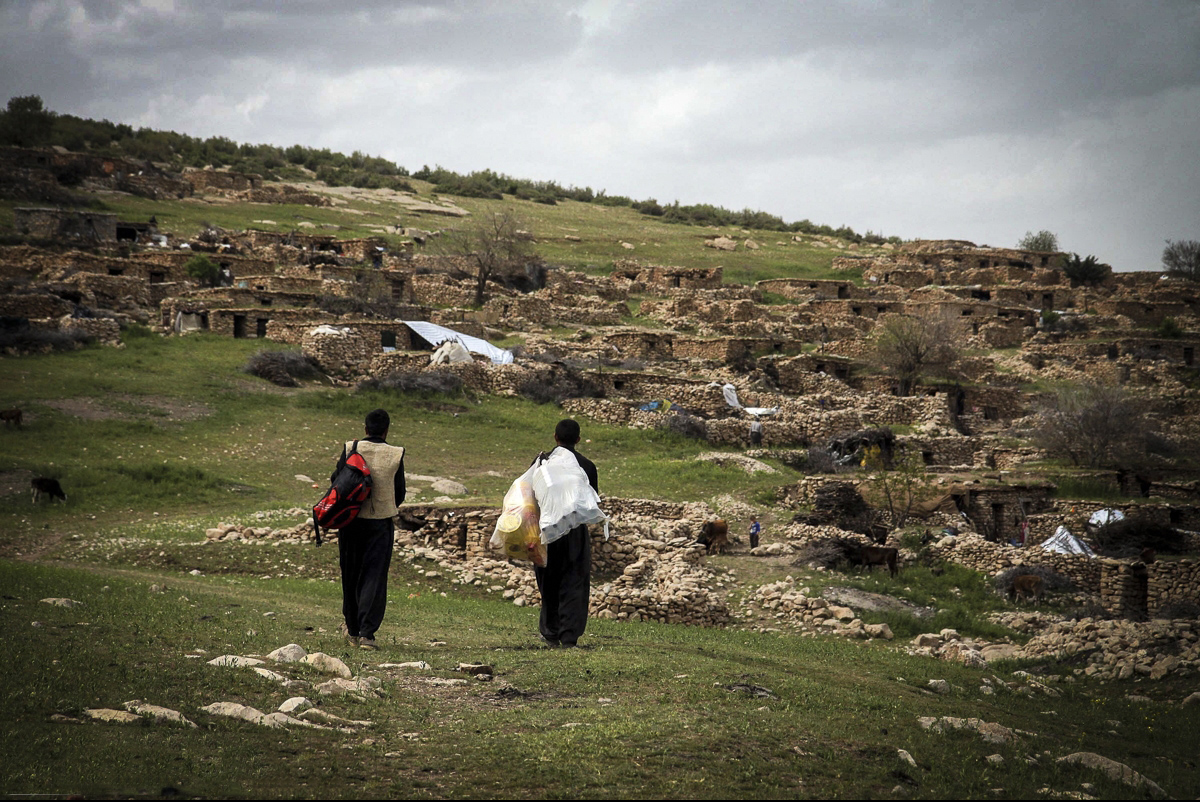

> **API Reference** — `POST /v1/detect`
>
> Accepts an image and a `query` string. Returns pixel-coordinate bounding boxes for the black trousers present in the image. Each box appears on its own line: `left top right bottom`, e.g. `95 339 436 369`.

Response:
338 516 394 639
534 525 591 645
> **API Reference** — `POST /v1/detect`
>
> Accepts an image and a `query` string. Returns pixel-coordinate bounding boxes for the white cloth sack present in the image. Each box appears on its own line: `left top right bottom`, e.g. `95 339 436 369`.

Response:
530 446 609 545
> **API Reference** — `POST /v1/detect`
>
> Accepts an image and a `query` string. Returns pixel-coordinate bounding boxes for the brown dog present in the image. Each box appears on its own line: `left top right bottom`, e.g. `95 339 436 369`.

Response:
1008 574 1044 604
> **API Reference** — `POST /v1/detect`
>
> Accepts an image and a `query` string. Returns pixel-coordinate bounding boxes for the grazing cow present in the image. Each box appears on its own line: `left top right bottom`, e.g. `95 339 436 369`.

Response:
0 408 20 428
31 477 67 504
697 519 729 555
1008 574 1044 605
851 545 898 577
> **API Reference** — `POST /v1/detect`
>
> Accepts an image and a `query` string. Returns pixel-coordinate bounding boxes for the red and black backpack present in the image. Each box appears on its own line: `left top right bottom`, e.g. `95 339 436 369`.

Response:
312 440 373 545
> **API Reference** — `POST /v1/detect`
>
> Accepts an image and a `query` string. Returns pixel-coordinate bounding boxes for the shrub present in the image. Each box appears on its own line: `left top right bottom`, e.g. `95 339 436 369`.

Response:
1156 317 1184 338
1062 253 1111 286
1089 515 1185 558
359 370 464 396
657 411 708 441
243 349 323 387
993 565 1074 596
184 254 219 287
1017 230 1059 252
0 324 92 353
1162 239 1200 280
1033 381 1153 469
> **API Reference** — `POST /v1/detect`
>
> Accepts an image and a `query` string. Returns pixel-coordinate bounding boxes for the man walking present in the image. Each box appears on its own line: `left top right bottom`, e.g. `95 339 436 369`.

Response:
334 408 405 651
535 419 597 648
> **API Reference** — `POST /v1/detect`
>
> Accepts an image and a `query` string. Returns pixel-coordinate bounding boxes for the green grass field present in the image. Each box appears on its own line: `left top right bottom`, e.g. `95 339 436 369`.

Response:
2 334 1197 799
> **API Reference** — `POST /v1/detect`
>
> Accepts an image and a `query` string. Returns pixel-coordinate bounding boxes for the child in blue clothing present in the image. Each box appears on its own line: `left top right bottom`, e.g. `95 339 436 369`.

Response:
749 516 761 549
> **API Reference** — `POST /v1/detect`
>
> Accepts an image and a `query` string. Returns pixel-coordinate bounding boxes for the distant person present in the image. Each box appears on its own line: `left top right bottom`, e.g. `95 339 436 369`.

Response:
749 419 764 446
748 516 761 549
535 419 598 648
333 408 406 651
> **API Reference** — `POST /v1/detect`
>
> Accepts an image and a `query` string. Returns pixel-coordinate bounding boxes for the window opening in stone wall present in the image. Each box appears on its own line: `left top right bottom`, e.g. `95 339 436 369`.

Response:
851 306 861 316
149 271 165 284
837 285 849 299
260 298 272 306
108 268 124 276
922 450 934 466
391 282 403 301
256 318 268 338
991 503 1005 541
1184 347 1194 366
381 330 397 351
1107 344 1118 360
233 315 246 339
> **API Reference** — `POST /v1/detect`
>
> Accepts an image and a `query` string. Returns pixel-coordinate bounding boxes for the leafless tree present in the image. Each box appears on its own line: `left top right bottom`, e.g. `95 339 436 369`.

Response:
1033 381 1153 469
870 310 964 396
441 210 538 306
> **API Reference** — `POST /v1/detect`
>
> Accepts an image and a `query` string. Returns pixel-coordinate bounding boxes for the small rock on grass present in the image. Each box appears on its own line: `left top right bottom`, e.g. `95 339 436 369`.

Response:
40 598 82 608
267 643 307 662
455 663 494 676
84 708 141 724
123 700 197 728
302 652 352 678
207 655 265 668
897 749 917 767
1057 753 1166 798
379 661 430 670
279 697 312 714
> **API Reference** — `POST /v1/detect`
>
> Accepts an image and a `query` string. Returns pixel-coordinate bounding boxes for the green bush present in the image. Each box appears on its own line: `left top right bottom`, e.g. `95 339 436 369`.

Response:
1062 253 1111 285
1017 230 1059 251
1162 239 1200 280
1157 317 1184 338
184 254 219 287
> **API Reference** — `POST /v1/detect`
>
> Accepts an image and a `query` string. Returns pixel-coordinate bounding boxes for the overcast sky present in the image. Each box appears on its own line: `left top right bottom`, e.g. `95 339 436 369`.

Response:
3 0 1198 271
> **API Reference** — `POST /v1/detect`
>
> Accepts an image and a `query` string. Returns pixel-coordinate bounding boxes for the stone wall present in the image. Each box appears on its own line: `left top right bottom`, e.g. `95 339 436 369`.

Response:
1147 559 1200 617
14 208 117 242
926 534 1103 592
0 292 73 319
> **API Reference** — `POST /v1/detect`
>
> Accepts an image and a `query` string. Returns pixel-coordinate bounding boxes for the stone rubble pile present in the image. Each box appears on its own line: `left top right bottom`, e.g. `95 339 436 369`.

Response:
1013 617 1200 681
737 576 894 641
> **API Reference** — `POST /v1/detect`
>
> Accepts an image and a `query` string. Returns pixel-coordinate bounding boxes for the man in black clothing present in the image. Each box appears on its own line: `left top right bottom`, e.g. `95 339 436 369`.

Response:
534 419 597 648
333 408 406 651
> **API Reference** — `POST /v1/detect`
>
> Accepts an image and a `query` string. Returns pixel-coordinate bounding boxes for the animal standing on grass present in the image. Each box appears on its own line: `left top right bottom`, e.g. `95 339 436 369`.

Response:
1008 574 1045 605
31 477 66 503
850 545 898 578
1 408 21 428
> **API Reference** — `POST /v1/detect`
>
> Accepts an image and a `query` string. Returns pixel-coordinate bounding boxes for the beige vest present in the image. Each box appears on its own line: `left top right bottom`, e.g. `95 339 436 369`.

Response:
346 439 405 519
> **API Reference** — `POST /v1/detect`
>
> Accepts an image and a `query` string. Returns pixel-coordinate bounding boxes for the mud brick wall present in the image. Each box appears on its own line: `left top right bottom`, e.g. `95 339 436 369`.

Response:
208 308 330 338
14 208 117 241
543 269 629 301
64 273 151 309
0 293 73 318
926 534 1102 592
236 275 325 294
603 330 675 360
410 274 478 307
302 328 376 375
46 316 122 345
1147 560 1200 617
1101 562 1148 619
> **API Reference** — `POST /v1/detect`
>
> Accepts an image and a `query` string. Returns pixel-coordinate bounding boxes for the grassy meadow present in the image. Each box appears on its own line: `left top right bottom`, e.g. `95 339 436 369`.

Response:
1 332 1198 799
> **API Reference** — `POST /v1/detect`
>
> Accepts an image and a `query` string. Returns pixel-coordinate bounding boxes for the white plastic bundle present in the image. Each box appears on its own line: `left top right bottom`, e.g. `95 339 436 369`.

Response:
530 447 609 545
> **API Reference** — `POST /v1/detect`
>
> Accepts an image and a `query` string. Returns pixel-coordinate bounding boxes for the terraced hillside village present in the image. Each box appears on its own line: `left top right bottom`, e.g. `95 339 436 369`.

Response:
2 133 1200 799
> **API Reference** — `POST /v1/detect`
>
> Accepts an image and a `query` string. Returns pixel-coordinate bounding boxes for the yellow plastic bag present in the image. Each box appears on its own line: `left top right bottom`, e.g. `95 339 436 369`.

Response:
489 466 547 566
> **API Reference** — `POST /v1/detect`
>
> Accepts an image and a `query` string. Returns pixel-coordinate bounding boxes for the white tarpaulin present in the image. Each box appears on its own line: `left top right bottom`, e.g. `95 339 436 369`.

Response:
430 340 472 365
1040 526 1096 557
713 382 778 417
402 321 513 365
1089 509 1125 528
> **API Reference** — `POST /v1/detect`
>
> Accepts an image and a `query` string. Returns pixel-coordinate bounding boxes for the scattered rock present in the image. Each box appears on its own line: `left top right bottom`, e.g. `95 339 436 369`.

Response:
122 700 197 728
431 479 467 496
207 655 265 668
1057 753 1166 798
252 667 288 682
201 702 279 727
897 749 918 767
927 679 950 694
83 708 141 724
1180 691 1200 707
40 598 82 608
379 661 431 671
455 663 494 676
267 643 308 663
426 678 469 687
278 697 312 714
303 652 352 678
